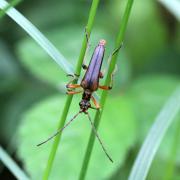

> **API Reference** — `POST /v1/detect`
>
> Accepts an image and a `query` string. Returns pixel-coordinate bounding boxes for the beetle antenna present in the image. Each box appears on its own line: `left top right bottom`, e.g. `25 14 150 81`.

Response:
86 112 113 163
37 111 82 146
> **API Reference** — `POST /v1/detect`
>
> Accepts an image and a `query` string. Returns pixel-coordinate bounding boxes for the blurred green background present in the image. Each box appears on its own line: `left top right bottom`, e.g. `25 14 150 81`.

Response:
0 0 180 179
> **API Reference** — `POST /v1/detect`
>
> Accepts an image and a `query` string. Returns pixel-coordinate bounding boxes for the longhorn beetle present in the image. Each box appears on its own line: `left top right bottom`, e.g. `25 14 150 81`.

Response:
37 39 121 162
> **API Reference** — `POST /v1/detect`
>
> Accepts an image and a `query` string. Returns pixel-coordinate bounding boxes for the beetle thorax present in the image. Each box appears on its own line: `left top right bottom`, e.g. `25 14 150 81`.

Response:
79 90 92 112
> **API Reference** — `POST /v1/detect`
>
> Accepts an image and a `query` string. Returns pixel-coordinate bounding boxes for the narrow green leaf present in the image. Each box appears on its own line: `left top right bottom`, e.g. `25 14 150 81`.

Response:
79 0 134 179
163 122 180 180
158 0 180 21
128 86 180 180
16 95 136 179
0 0 74 75
0 146 29 180
0 0 21 18
42 0 100 179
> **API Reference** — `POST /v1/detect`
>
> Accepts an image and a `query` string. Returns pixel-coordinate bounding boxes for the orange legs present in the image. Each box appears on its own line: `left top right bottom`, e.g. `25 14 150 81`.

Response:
66 84 81 89
66 83 82 95
91 95 100 109
66 74 82 95
99 85 112 90
66 90 82 95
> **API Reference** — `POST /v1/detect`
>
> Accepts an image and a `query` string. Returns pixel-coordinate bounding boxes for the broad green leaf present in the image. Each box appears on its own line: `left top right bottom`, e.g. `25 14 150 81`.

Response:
111 0 168 70
128 86 180 180
17 94 136 180
128 75 180 163
0 0 74 75
22 0 88 29
17 26 103 86
0 40 20 92
128 75 180 140
1 81 56 142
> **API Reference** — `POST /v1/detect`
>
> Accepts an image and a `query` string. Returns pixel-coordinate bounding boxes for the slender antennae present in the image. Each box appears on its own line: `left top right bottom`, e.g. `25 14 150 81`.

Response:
37 111 82 146
86 112 113 163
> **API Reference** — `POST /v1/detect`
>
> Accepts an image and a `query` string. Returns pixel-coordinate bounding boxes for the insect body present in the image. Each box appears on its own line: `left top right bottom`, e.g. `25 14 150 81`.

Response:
67 39 111 112
38 39 115 162
80 39 106 112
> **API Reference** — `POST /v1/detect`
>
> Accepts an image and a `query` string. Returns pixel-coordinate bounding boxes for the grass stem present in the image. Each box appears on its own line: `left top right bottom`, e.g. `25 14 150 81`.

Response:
42 0 100 179
78 0 134 179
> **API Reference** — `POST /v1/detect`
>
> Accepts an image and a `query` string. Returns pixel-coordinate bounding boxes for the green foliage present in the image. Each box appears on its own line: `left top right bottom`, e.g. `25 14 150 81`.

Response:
0 0 180 179
0 146 29 180
17 95 136 180
17 26 130 88
16 75 180 179
17 26 110 85
128 75 180 141
0 40 20 92
0 0 21 18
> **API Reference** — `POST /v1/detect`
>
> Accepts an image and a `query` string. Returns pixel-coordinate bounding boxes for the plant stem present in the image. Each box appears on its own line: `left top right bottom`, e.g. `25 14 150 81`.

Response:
78 0 134 179
42 0 100 179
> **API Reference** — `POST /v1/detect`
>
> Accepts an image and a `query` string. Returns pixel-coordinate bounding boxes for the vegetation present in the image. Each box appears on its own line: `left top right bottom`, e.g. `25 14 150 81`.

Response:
0 0 179 179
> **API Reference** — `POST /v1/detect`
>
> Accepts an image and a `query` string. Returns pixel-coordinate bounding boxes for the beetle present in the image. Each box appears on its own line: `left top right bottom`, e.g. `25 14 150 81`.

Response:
37 39 120 162
66 39 112 111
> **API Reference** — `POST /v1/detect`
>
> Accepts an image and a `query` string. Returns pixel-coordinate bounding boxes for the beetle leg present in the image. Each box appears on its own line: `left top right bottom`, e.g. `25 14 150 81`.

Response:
99 65 117 90
112 42 123 56
91 95 100 109
66 74 79 85
67 74 79 78
66 84 81 89
99 73 113 90
66 90 82 95
99 85 112 90
90 106 97 110
101 43 123 76
99 71 104 79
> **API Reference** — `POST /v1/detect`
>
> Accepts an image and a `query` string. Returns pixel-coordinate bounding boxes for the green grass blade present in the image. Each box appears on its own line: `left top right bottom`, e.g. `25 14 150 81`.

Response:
158 0 180 21
79 0 134 179
0 0 21 18
42 0 100 179
0 0 74 75
0 146 30 180
163 122 180 180
128 86 180 180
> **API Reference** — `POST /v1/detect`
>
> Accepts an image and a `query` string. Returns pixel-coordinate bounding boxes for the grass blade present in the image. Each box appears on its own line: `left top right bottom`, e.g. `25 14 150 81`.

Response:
0 146 29 180
128 86 180 180
0 0 74 75
42 0 100 179
163 122 180 180
0 0 21 18
158 0 180 21
79 0 134 179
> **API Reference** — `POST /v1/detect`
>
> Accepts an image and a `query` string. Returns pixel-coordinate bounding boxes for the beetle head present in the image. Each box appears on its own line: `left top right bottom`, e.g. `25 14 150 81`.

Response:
79 100 91 112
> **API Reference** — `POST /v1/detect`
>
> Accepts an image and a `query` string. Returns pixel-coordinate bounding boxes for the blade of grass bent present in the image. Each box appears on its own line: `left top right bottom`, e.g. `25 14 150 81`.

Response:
0 0 21 18
0 0 74 75
0 146 30 180
42 0 100 179
79 0 134 179
158 0 180 21
163 121 180 180
128 86 180 180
